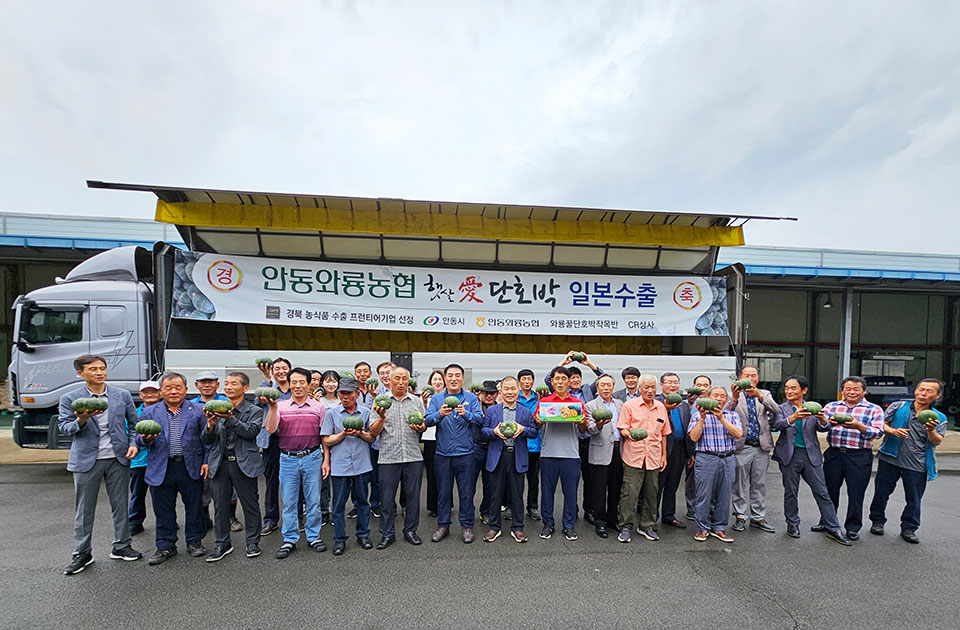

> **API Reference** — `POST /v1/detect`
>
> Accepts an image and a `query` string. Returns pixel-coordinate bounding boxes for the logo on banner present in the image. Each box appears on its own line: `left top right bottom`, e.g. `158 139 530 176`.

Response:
672 282 701 309
207 260 242 292
423 316 440 326
476 317 486 328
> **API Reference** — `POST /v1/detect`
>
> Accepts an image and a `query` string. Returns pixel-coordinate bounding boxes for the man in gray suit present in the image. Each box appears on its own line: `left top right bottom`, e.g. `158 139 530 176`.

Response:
725 366 783 533
772 375 850 545
202 372 266 561
584 374 624 538
612 367 641 403
58 354 141 575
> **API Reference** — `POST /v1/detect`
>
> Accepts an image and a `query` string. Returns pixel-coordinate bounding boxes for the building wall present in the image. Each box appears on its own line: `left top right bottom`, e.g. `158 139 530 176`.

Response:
744 287 958 401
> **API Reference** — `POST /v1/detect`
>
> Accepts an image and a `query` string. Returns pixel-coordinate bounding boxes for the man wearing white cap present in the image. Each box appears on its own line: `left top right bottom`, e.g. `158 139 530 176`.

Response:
129 380 160 536
192 371 232 533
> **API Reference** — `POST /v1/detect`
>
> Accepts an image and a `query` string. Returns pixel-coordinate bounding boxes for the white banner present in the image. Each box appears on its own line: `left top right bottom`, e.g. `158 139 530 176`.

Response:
172 251 728 336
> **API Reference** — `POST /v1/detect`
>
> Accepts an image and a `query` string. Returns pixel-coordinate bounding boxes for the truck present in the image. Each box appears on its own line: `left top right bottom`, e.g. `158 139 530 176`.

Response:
10 243 740 449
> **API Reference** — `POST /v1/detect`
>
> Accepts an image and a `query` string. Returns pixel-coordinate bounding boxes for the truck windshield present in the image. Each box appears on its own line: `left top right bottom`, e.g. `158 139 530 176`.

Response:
19 307 83 345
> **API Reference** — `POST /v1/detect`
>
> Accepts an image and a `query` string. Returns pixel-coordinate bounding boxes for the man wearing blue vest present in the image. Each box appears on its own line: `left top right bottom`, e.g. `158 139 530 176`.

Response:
868 378 947 544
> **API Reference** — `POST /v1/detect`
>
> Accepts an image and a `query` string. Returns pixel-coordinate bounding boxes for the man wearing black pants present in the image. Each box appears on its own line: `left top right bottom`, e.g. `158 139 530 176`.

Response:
819 376 884 540
369 367 426 549
656 372 695 530
481 377 536 543
202 372 265 561
516 369 541 521
255 358 293 536
584 374 624 538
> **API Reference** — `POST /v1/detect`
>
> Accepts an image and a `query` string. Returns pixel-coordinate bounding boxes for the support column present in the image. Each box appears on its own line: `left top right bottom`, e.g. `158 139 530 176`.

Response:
837 288 854 393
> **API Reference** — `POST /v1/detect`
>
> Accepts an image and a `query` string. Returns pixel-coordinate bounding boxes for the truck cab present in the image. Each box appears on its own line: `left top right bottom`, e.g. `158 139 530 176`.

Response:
10 246 154 448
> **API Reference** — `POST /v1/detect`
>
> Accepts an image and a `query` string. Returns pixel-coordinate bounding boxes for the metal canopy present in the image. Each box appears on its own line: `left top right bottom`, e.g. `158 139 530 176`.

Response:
88 180 795 276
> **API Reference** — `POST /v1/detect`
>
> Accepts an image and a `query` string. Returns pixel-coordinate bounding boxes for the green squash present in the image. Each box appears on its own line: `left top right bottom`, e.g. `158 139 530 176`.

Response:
917 410 939 426
629 428 648 440
365 377 380 388
407 411 425 426
374 394 393 410
734 379 753 390
591 407 613 422
203 400 233 414
254 357 274 367
571 352 586 362
421 385 436 396
665 393 683 405
135 419 162 436
499 421 517 438
686 386 702 396
696 398 720 412
535 385 550 395
444 396 461 409
469 383 483 394
832 413 853 424
801 401 822 415
254 387 281 400
408 379 417 391
343 416 364 431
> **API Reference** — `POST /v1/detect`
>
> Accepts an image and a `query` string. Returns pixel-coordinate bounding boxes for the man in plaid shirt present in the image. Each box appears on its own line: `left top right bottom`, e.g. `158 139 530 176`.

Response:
815 376 883 540
688 387 743 543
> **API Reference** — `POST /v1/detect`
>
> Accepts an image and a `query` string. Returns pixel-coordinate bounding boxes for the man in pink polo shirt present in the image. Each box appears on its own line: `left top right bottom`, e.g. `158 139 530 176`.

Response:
616 374 670 543
263 367 331 559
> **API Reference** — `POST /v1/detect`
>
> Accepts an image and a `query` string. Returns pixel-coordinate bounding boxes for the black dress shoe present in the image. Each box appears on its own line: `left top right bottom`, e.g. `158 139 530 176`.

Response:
357 536 373 550
787 524 801 538
827 530 852 546
376 535 396 550
846 530 860 541
332 541 346 556
403 532 422 545
664 518 687 529
584 512 596 525
595 526 609 539
187 542 207 557
809 524 826 532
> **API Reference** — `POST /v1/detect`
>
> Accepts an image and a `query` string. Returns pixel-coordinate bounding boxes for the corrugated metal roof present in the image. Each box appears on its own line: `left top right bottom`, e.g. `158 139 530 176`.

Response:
0 211 184 248
717 245 960 274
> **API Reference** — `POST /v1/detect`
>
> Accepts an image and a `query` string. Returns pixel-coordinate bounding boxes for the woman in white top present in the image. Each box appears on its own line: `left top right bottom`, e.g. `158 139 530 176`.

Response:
421 369 445 517
315 370 341 410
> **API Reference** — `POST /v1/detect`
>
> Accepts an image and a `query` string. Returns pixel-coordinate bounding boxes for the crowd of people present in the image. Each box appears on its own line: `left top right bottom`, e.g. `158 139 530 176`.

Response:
58 351 949 575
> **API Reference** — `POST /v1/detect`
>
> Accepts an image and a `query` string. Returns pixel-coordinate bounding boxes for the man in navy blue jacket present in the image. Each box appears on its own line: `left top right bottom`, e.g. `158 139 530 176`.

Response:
59 354 141 575
425 364 483 544
480 377 537 543
137 372 209 565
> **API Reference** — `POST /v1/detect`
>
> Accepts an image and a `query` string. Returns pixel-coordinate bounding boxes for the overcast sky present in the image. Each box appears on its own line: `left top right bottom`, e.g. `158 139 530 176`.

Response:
2 1 958 255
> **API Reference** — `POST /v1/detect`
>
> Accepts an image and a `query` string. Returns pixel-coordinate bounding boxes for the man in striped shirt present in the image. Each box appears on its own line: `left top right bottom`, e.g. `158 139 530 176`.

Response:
263 367 331 559
816 376 884 540
688 387 743 543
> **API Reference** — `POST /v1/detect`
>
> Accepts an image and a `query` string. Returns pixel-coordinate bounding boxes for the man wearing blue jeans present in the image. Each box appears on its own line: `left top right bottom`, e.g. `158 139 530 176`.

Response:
426 364 484 544
263 367 331 559
536 366 589 541
321 378 375 555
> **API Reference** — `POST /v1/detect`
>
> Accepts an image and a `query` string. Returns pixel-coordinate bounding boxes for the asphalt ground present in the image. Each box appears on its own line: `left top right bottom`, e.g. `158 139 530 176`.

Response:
2 459 959 629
